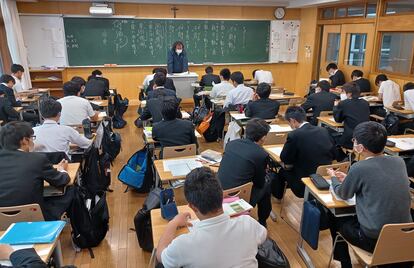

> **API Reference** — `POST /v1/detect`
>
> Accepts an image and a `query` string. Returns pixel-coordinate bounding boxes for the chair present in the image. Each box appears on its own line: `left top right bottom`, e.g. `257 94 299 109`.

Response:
328 223 414 267
223 182 253 202
264 133 287 145
316 162 350 176
162 144 197 159
0 204 44 231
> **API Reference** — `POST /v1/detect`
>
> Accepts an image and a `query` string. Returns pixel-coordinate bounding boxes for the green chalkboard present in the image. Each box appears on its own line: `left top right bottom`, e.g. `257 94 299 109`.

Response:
63 18 270 66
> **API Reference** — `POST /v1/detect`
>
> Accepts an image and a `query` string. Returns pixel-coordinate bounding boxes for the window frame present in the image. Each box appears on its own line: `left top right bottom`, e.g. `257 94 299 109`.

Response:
383 0 414 16
345 33 368 67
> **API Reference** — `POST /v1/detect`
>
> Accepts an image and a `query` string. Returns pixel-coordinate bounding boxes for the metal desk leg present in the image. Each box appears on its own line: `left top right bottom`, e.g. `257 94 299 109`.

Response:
296 186 315 268
155 170 161 188
148 248 156 268
53 239 64 267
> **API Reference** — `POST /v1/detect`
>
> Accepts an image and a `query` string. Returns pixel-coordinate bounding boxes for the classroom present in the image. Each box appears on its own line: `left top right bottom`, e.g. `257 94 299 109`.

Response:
0 0 413 267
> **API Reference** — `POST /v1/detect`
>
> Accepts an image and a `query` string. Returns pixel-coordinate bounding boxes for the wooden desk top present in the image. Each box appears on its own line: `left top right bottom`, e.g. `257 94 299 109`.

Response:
317 116 344 128
151 205 196 245
0 230 60 263
145 130 201 144
263 145 284 163
13 107 23 112
385 134 414 154
302 177 353 209
385 106 414 115
20 95 40 103
90 99 109 107
44 162 80 187
269 93 302 101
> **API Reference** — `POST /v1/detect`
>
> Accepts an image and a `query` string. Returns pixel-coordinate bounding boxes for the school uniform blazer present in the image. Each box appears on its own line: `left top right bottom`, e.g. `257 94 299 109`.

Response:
333 98 370 149
0 96 20 124
245 98 280 119
0 248 47 268
146 87 176 100
140 94 181 123
0 150 69 218
355 78 371 93
153 119 198 148
301 91 339 124
146 78 176 94
0 84 21 107
83 78 110 99
329 70 346 88
200 74 221 87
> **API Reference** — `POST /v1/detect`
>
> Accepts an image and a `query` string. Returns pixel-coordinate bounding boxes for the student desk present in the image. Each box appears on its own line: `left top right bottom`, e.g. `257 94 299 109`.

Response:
317 116 344 133
269 93 302 103
43 163 80 197
386 106 414 119
384 134 414 156
297 177 356 268
263 145 284 163
90 99 109 114
143 129 201 146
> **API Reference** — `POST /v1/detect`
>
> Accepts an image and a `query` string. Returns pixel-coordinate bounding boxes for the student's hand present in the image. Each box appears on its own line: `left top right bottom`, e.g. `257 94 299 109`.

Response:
253 92 259 101
171 212 192 228
0 244 14 260
57 159 68 172
334 99 340 106
334 171 347 182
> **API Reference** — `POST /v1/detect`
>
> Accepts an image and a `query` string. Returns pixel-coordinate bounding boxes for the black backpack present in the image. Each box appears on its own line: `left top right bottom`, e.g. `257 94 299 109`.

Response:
256 238 290 268
68 187 109 255
203 109 225 142
381 113 400 135
81 146 111 193
101 120 121 162
112 94 129 129
191 104 210 126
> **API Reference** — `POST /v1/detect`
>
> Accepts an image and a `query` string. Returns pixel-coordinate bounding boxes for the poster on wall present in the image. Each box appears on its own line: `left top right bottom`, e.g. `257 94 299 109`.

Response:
269 20 300 63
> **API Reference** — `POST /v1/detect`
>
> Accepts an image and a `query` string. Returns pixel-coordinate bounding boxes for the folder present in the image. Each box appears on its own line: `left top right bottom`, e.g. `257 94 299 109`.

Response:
0 221 65 245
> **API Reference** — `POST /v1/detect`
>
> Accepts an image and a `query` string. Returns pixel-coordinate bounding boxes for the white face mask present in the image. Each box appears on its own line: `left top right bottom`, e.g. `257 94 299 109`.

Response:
176 49 183 55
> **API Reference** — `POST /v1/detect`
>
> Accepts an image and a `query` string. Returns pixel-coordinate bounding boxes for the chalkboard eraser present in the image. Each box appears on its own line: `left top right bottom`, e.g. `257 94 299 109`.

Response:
104 64 118 67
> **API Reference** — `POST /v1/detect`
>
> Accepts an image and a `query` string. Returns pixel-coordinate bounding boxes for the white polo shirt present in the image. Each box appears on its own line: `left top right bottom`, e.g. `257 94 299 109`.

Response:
254 70 273 84
210 81 234 99
378 80 401 108
33 119 92 156
161 214 267 268
224 84 254 108
12 75 24 93
58 96 96 125
404 89 414 110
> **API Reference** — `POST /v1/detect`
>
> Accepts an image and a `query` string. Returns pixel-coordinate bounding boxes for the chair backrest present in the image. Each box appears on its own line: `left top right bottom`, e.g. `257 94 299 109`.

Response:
264 133 287 145
0 204 44 231
163 144 197 159
223 182 253 203
371 223 414 266
319 110 333 117
316 162 350 176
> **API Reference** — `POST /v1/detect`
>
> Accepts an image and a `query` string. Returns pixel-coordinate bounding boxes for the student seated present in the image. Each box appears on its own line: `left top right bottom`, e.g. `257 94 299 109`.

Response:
273 106 336 198
200 66 220 87
157 167 267 268
0 90 20 124
301 80 339 125
58 81 99 125
333 82 370 149
326 62 345 88
11 63 26 93
253 69 273 84
84 74 110 99
223 71 253 110
218 118 271 227
351 69 371 93
146 68 176 94
33 98 92 157
326 122 413 268
153 98 197 150
403 82 414 110
146 72 176 100
0 244 47 268
210 68 234 99
376 74 401 108
71 76 86 94
0 122 74 220
245 82 280 119
88 69 110 92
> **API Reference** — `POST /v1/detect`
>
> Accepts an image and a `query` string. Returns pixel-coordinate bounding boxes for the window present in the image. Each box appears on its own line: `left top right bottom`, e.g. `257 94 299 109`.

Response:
336 8 347 18
366 3 377 18
386 0 414 15
347 34 367 66
378 32 414 75
347 6 365 17
326 33 341 63
322 8 334 19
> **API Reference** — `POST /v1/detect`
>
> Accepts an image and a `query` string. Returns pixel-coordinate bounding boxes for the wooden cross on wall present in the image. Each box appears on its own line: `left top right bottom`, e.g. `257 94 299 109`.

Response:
171 6 179 18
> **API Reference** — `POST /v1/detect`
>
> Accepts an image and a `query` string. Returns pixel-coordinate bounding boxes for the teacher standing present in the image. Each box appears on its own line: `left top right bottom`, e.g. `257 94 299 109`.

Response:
167 41 189 74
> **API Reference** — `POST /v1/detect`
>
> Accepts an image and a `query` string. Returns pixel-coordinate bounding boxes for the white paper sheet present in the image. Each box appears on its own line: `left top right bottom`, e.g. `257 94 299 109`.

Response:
90 101 103 105
330 187 356 206
99 111 107 117
388 138 414 151
269 125 292 133
163 158 203 177
328 117 336 123
181 111 191 119
231 113 249 120
268 146 283 156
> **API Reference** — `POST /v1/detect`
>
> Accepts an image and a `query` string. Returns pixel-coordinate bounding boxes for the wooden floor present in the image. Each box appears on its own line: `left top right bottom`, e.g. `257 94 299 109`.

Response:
60 106 363 268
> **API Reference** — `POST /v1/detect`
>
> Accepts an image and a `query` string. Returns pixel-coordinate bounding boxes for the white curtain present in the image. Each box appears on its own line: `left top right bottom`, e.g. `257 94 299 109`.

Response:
1 0 31 89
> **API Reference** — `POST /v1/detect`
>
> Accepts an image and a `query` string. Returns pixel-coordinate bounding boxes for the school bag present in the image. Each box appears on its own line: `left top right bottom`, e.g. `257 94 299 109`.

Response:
112 94 129 129
203 109 226 142
191 103 210 126
81 146 111 194
68 186 109 256
381 113 400 135
118 147 154 193
256 238 290 268
101 120 122 162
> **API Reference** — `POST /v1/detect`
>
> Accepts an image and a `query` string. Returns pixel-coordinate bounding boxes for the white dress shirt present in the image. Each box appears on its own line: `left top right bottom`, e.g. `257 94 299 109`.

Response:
378 80 401 108
33 119 92 157
143 74 155 88
58 96 96 125
161 213 267 268
254 70 273 84
12 75 24 93
224 84 254 108
404 89 414 110
210 81 234 99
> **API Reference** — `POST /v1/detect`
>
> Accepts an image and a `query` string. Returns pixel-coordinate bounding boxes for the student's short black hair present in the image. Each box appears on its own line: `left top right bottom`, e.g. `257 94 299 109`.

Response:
0 74 15 85
230 71 244 85
153 67 167 75
245 118 270 142
343 82 360 98
0 121 33 150
252 69 259 78
63 81 81 96
161 98 179 121
205 66 213 74
11 64 24 74
220 68 231 80
326 63 338 71
152 67 159 74
353 121 387 154
375 74 388 86
256 82 271 99
403 82 414 92
285 106 306 123
351 69 363 78
91 69 102 76
317 80 331 92
172 41 184 50
40 98 62 118
184 167 223 215
71 76 86 87
154 72 166 87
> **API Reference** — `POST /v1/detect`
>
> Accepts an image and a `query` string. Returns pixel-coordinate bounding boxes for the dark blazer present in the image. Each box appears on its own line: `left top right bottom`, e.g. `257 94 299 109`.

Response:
153 119 197 149
355 78 371 93
0 84 21 107
146 87 176 100
218 139 268 192
280 123 336 196
333 98 370 149
0 96 20 124
83 78 110 99
140 94 181 123
301 91 339 124
329 70 346 88
0 150 69 219
146 78 176 94
167 49 189 74
200 73 221 87
245 98 280 119
0 248 47 268
88 75 110 90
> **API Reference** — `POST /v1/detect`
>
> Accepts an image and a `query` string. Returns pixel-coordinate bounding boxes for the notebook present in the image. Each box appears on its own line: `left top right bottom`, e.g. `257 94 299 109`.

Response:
0 221 66 245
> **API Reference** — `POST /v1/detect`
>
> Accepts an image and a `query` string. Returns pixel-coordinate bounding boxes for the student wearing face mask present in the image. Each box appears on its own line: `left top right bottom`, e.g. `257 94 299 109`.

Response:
326 63 346 88
167 41 189 74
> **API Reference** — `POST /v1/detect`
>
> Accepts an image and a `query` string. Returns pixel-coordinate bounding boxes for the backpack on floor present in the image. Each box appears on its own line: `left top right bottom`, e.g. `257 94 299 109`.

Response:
257 238 290 268
203 109 225 142
101 120 122 163
81 146 111 194
112 94 129 129
381 113 400 135
68 187 109 255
